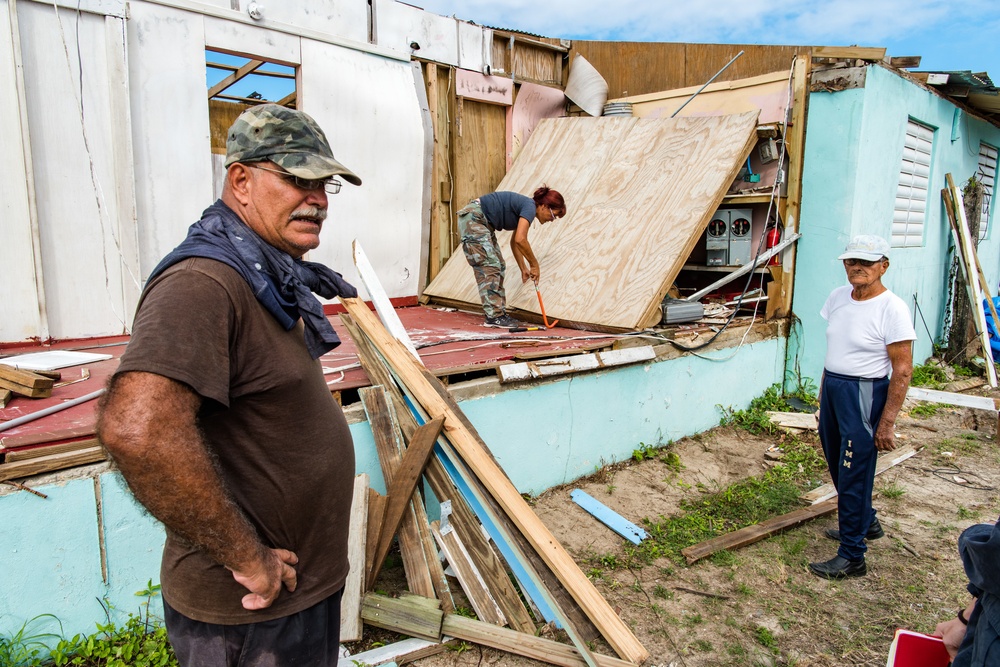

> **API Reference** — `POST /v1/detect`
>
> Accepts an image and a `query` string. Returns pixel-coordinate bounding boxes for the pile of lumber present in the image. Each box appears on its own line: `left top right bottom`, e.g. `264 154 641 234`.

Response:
0 365 60 407
336 296 649 667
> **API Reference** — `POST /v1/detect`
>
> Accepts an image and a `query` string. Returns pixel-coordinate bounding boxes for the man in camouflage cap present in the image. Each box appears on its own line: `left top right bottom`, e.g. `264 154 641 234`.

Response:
98 103 362 666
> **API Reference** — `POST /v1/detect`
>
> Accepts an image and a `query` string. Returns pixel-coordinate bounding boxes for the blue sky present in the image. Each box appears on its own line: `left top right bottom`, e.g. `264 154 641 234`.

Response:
411 0 1000 75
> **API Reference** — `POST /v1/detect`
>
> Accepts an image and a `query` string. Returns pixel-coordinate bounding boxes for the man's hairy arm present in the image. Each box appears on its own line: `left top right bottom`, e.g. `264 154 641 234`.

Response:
874 340 913 451
97 371 297 609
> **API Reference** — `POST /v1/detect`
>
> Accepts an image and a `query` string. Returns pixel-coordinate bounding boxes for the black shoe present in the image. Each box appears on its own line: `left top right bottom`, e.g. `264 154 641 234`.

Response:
484 314 521 328
809 555 867 579
825 517 885 542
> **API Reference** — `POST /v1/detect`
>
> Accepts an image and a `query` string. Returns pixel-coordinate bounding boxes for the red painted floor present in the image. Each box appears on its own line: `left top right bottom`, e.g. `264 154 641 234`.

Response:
0 305 621 455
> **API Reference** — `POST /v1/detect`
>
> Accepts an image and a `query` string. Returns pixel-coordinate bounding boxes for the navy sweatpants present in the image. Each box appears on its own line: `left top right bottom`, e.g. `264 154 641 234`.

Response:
818 370 889 561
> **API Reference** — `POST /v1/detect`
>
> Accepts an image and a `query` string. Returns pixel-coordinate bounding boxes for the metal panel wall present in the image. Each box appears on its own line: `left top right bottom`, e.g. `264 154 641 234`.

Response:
17 2 138 339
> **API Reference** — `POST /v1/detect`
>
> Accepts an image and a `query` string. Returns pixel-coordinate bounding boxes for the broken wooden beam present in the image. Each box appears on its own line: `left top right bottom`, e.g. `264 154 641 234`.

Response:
441 614 637 667
681 498 839 564
431 518 506 626
340 474 369 643
364 401 445 592
0 445 106 482
0 365 54 399
361 592 443 642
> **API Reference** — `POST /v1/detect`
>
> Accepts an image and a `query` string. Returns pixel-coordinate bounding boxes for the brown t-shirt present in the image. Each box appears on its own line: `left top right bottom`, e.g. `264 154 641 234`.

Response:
116 258 355 624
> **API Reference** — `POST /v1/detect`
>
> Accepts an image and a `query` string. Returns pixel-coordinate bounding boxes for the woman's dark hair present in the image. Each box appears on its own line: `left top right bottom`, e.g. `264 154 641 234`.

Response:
533 185 566 217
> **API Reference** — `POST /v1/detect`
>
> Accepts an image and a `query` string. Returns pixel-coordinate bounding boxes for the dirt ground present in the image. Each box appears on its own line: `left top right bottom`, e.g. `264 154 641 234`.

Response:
351 389 1000 667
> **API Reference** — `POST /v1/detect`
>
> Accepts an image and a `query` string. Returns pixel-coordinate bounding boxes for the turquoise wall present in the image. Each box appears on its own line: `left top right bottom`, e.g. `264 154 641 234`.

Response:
791 64 1000 384
0 337 784 642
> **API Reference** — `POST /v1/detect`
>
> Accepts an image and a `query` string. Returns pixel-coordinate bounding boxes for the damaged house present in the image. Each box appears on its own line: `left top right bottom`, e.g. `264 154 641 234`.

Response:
2 0 1000 662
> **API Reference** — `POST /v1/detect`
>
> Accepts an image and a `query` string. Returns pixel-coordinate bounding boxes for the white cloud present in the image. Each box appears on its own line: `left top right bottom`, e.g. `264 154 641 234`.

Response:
408 0 997 54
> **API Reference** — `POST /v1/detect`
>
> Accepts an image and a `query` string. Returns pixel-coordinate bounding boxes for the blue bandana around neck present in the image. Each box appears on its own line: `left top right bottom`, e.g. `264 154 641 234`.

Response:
147 200 357 359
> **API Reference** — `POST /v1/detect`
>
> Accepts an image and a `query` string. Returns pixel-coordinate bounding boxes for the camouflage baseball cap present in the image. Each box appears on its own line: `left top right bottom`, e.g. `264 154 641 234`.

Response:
225 104 361 185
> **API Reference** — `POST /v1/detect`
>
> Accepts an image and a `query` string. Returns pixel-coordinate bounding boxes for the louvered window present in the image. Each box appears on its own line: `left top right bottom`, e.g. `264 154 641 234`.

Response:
978 143 997 240
892 120 934 248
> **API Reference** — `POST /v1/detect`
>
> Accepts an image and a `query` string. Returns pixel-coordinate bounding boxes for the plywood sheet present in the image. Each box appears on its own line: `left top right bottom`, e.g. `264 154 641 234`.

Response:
424 112 760 330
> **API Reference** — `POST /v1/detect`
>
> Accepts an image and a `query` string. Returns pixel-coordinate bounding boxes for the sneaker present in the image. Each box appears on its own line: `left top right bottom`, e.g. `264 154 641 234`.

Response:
484 314 521 328
825 516 885 542
808 555 867 579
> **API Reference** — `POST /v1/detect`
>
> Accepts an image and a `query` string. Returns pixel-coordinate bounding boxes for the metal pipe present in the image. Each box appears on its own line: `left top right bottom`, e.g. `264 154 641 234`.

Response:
0 388 105 433
671 50 745 118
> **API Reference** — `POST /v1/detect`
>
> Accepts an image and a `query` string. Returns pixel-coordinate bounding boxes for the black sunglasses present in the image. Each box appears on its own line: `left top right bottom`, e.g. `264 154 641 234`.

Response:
843 258 884 267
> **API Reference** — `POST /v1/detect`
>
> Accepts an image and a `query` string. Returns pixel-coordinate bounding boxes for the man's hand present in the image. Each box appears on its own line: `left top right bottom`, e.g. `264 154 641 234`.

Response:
934 617 968 658
874 421 897 452
231 548 299 611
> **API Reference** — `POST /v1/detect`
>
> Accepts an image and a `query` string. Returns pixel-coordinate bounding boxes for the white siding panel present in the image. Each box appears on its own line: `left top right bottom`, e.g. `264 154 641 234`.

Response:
128 3 215 281
0 0 43 341
300 40 424 300
892 119 934 248
19 3 134 337
204 16 301 65
376 0 459 66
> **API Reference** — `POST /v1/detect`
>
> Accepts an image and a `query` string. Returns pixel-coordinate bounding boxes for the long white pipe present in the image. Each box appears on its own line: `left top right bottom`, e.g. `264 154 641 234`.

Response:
0 388 106 433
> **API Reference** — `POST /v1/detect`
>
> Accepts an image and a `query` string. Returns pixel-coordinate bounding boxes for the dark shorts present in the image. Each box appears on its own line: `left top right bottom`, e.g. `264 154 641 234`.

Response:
163 588 344 667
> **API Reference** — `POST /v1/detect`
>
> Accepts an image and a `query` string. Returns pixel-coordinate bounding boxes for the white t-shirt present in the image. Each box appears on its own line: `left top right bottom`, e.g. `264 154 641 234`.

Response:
821 285 916 378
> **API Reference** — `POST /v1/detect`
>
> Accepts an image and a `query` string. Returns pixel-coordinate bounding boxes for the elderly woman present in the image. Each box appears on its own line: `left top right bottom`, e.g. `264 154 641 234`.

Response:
809 235 915 579
458 186 566 328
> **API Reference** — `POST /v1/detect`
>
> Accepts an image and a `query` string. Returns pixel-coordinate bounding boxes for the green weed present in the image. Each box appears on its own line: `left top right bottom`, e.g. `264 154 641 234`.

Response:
754 626 778 651
879 481 906 499
632 442 658 462
910 403 941 418
911 363 949 389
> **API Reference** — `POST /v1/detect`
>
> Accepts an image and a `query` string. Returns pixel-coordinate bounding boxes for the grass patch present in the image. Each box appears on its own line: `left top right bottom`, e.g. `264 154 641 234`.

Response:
719 383 819 436
879 481 906 499
637 436 825 564
910 403 941 418
911 363 949 389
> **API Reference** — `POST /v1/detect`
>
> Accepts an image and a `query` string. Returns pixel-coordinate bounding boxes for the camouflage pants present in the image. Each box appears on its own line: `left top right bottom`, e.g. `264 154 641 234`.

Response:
458 200 506 318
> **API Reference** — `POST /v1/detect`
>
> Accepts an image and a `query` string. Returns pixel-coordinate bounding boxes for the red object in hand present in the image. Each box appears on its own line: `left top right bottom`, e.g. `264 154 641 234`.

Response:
766 226 782 266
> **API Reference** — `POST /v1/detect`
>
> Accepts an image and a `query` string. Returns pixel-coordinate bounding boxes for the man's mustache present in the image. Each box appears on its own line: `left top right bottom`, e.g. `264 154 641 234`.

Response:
290 207 327 221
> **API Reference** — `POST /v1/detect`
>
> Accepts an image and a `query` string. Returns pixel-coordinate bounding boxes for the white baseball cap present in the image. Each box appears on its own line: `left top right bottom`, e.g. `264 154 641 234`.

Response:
838 235 890 261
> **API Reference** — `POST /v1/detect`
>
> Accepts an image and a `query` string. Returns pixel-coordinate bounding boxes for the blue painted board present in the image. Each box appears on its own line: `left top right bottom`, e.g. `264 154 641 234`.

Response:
571 489 647 545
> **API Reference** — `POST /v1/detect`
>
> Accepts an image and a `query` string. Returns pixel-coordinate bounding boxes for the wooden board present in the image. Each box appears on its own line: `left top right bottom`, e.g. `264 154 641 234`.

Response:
340 474 369 642
681 498 838 564
907 387 998 412
424 113 760 330
442 614 636 667
800 445 919 504
767 411 818 431
0 445 105 482
431 521 506 626
359 386 434 597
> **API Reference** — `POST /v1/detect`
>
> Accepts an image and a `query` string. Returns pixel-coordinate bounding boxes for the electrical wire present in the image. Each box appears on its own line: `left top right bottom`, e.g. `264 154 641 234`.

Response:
667 56 798 359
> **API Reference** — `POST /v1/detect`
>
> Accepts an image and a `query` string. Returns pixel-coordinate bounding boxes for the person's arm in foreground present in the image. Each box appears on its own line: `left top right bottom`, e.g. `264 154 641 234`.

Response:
874 341 913 451
97 371 297 610
511 217 540 283
935 598 977 657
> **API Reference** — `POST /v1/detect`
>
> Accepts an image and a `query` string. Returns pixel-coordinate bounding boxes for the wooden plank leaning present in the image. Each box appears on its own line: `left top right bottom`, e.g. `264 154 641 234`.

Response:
340 474 370 642
340 296 650 665
361 390 444 593
942 176 998 387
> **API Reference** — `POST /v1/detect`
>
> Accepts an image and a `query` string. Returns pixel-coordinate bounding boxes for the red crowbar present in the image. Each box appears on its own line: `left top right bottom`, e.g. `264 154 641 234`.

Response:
534 281 559 328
